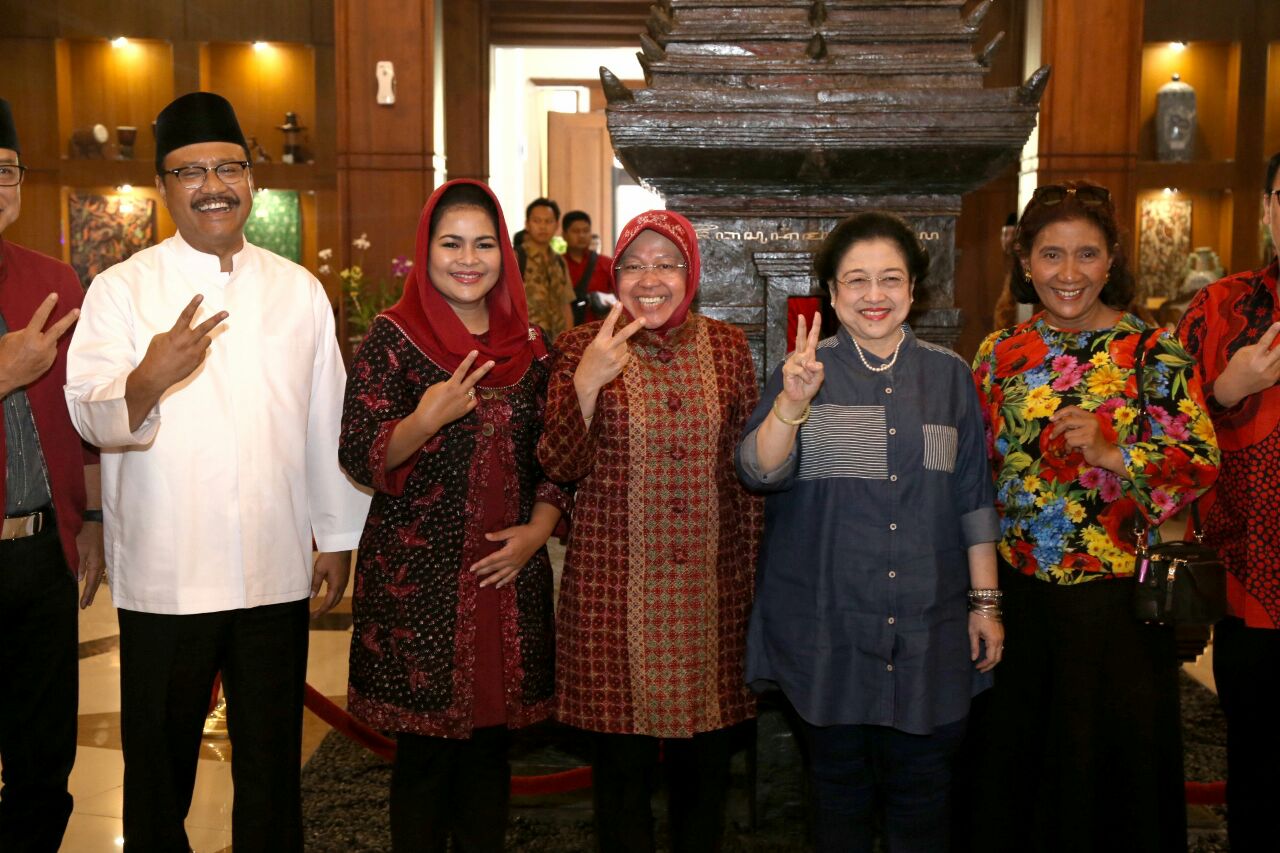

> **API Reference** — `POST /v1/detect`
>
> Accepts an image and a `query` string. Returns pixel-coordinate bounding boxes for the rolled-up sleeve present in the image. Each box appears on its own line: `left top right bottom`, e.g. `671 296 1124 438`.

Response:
64 276 162 448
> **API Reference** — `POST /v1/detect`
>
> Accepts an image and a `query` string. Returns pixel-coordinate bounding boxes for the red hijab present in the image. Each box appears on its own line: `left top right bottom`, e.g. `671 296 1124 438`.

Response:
383 179 544 387
611 209 701 334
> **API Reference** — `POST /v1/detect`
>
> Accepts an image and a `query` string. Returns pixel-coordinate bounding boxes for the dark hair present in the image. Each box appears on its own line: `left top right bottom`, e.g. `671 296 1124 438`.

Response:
525 197 560 222
562 210 591 231
813 211 929 292
1266 151 1280 195
429 183 500 238
1009 180 1135 309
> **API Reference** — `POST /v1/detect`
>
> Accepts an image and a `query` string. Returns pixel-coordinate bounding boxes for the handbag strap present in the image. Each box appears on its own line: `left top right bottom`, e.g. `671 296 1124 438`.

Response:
1132 327 1207 542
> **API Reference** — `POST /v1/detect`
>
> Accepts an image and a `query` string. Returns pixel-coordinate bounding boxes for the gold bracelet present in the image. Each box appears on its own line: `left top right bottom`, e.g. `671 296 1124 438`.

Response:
772 397 810 426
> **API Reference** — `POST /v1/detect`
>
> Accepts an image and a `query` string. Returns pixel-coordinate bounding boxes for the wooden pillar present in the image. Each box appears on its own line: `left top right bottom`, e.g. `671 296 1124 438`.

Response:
334 0 438 340
1035 0 1146 228
443 0 489 182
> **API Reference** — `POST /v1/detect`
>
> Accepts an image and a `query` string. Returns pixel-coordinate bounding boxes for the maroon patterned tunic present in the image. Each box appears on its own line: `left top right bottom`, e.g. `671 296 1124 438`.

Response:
340 316 570 738
538 314 762 738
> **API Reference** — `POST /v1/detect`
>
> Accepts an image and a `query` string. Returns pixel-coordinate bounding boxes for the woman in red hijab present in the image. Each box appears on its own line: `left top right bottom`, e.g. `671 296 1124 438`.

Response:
539 210 762 852
340 180 570 851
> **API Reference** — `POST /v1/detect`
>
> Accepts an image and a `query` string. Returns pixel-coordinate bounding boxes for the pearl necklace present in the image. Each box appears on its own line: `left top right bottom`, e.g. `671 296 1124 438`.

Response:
852 329 906 373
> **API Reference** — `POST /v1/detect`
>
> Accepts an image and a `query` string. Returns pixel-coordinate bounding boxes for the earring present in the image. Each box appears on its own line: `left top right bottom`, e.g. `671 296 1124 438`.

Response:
1022 270 1033 283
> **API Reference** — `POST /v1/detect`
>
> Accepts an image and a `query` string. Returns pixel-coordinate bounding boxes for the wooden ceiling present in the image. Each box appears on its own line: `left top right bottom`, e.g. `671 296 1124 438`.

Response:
487 1 650 46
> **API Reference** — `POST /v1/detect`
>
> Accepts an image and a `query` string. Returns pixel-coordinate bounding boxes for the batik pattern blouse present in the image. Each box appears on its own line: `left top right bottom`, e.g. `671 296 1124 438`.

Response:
973 313 1219 584
1177 259 1280 628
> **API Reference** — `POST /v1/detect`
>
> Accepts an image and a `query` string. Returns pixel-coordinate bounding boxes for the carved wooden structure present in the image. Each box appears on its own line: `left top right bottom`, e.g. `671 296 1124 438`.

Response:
603 0 1048 374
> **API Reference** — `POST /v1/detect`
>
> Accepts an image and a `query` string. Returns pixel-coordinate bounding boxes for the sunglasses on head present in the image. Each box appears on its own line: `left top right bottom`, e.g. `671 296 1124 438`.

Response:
1030 184 1112 208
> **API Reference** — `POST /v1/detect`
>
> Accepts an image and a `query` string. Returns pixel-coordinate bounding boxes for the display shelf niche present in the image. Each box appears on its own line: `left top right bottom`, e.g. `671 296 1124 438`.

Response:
1139 41 1240 163
55 38 174 165
199 42 318 169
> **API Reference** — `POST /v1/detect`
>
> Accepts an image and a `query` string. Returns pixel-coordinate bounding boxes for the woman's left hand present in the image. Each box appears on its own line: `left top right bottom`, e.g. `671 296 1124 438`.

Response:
969 611 1004 673
1049 405 1126 474
470 523 551 588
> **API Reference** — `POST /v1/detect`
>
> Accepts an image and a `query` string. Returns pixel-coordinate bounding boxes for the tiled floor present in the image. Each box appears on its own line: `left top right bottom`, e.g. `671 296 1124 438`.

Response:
55 586 356 853
26 531 1217 851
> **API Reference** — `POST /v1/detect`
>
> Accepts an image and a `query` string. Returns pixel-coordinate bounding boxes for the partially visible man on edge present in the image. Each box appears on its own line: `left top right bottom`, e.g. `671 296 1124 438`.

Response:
561 209 614 325
1176 151 1280 853
64 92 370 853
0 95 105 853
518 197 574 339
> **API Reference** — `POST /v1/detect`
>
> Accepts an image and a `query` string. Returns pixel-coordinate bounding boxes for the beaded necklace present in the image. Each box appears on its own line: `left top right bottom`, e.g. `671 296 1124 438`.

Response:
851 328 906 373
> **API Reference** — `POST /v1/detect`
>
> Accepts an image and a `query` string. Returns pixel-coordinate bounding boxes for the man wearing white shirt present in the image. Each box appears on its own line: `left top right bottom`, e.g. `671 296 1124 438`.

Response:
64 92 370 853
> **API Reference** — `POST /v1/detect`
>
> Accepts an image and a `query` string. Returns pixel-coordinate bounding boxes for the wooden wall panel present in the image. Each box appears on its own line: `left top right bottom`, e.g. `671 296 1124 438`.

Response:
184 0 316 44
4 182 62 261
0 39 60 169
444 0 488 181
57 0 184 41
1036 0 1146 245
487 1 648 46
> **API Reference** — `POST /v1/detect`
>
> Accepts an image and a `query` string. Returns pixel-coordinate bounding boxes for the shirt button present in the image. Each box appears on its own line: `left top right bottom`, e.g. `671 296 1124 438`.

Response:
889 523 897 531
670 447 686 461
886 664 894 672
890 474 898 482
887 617 895 625
888 571 896 579
884 387 893 395
888 428 896 436
657 349 674 364
672 499 687 513
668 394 681 411
481 423 495 437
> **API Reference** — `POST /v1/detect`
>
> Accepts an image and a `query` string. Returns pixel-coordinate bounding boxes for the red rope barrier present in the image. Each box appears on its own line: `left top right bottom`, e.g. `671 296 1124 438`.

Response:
302 683 593 795
302 683 1219 804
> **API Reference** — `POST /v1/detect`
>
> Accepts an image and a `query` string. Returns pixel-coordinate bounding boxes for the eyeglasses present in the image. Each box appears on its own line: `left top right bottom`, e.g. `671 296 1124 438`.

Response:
835 273 909 294
0 163 26 187
1266 190 1280 204
616 262 688 278
161 160 252 190
1031 184 1112 208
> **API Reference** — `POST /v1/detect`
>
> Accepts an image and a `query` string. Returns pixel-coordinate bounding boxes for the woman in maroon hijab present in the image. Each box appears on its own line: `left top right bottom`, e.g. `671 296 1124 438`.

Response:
539 210 762 852
340 180 570 852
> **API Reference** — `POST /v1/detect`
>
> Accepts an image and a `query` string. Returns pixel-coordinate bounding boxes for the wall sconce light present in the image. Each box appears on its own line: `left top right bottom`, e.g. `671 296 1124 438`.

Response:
112 36 128 48
1169 42 1188 53
253 41 269 52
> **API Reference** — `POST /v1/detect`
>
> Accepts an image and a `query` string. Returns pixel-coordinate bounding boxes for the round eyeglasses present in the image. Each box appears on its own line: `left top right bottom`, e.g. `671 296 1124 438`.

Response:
161 160 252 190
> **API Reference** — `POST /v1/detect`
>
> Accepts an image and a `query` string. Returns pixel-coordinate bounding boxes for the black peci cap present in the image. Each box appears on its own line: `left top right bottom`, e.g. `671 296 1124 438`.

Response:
154 92 248 174
0 98 19 154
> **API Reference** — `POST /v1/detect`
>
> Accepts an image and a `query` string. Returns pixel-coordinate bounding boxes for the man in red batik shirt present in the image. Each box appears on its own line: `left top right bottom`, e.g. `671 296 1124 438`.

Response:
1177 151 1280 853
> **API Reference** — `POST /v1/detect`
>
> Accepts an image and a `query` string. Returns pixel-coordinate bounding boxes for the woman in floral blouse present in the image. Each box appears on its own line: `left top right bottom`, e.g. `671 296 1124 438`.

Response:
966 181 1220 853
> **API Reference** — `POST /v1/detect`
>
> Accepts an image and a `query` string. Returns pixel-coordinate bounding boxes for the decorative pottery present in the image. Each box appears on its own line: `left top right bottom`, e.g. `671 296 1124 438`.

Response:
1157 74 1196 162
1180 246 1222 298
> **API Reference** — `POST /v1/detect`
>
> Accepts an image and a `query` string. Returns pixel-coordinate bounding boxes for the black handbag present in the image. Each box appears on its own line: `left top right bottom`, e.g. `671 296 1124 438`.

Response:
1130 329 1227 626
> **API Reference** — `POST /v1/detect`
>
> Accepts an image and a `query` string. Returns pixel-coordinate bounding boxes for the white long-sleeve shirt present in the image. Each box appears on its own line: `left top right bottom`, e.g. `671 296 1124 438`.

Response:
65 235 370 615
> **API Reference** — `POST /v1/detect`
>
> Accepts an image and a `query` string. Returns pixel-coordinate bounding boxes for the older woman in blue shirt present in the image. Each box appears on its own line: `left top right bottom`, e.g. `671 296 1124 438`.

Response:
736 212 1002 853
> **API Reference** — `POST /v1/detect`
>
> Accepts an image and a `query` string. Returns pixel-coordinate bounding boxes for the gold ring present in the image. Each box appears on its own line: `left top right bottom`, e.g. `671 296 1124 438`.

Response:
467 388 476 400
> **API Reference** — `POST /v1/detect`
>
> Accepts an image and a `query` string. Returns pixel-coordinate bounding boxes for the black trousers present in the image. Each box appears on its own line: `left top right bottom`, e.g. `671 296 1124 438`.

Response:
117 598 309 853
390 726 511 852
962 567 1187 853
1213 615 1280 853
590 726 738 853
0 523 77 853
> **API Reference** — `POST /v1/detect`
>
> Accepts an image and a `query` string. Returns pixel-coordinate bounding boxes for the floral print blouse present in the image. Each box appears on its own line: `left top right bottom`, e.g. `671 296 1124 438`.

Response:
972 313 1220 584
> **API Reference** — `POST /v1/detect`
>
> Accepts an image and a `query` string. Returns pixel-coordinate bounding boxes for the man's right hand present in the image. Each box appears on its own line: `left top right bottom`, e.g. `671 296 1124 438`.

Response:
0 293 80 397
125 295 228 431
1212 321 1280 408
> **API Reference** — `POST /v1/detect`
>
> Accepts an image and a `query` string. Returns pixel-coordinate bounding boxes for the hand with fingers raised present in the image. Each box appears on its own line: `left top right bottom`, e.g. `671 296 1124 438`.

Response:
412 349 496 436
776 311 825 422
125 294 229 431
0 292 81 397
1212 321 1280 408
385 349 496 470
572 303 647 423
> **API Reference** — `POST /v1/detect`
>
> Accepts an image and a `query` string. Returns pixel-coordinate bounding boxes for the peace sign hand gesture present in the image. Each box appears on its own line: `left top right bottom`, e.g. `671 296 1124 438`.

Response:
573 303 647 401
412 349 496 435
779 312 825 413
0 292 80 397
